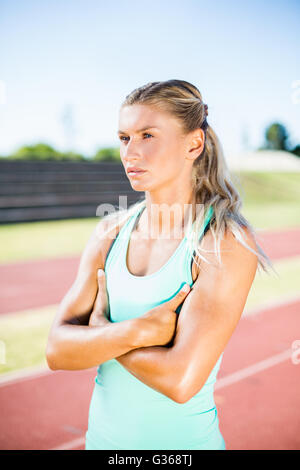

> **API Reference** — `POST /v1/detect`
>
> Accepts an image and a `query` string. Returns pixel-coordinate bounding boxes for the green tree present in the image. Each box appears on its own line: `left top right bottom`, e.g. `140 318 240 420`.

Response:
10 143 61 160
291 144 300 158
8 143 86 161
58 151 85 161
92 147 121 162
264 123 289 151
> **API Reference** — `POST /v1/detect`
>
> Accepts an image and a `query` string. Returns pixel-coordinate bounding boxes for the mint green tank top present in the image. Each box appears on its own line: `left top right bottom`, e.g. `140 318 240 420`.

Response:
85 204 226 450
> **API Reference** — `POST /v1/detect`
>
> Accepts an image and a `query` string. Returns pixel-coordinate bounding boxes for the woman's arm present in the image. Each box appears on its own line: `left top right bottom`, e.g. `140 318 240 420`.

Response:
116 227 258 403
46 220 142 371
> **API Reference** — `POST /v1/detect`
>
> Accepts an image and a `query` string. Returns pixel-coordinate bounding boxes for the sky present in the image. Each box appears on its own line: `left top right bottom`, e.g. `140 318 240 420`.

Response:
0 0 299 159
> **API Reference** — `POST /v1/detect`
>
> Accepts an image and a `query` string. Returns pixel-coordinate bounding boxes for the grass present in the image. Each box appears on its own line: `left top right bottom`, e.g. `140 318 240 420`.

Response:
242 202 300 230
245 255 300 311
0 217 98 264
233 171 300 230
0 255 300 376
0 305 57 375
233 171 300 205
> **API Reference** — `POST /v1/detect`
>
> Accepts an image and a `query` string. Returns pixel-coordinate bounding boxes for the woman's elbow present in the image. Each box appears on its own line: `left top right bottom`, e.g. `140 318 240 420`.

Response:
171 386 190 404
167 380 194 404
172 375 205 404
45 330 66 370
45 338 60 370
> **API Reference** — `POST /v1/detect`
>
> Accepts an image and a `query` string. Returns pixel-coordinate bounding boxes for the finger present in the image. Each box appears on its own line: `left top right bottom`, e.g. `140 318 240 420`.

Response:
97 268 106 286
96 269 108 307
97 269 107 294
168 284 191 309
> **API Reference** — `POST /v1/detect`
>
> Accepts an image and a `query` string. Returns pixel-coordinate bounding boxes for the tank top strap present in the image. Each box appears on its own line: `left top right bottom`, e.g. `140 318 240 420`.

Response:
104 204 146 272
187 205 215 277
190 205 214 233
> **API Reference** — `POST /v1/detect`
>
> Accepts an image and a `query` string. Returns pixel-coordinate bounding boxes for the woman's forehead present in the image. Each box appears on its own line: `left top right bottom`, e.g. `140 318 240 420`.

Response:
118 104 180 133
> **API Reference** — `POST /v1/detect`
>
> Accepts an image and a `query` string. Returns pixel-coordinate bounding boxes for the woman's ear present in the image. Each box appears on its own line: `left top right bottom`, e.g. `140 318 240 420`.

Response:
186 129 205 161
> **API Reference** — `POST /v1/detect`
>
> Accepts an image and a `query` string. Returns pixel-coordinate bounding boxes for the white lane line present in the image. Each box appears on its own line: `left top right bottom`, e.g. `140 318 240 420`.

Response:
243 294 300 317
51 436 86 451
0 365 52 388
50 348 294 450
215 349 293 390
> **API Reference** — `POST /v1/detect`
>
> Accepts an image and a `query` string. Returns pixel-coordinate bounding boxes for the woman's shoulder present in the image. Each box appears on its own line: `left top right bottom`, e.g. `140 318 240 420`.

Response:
195 221 258 275
84 212 132 270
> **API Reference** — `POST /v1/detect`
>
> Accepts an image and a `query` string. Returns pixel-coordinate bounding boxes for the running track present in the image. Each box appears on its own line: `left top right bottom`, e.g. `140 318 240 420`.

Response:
0 227 299 450
1 298 299 450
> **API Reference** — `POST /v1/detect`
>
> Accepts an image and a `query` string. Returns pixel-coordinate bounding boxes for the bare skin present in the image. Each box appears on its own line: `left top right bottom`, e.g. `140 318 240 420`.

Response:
45 215 192 371
46 103 258 403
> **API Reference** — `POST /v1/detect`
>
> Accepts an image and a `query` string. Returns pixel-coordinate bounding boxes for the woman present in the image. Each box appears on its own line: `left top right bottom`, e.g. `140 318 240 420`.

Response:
46 79 273 450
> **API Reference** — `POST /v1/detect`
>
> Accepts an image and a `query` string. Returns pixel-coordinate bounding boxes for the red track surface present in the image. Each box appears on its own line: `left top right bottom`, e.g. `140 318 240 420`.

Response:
216 299 300 450
255 227 300 261
0 298 299 450
0 227 300 315
0 227 299 450
0 256 79 315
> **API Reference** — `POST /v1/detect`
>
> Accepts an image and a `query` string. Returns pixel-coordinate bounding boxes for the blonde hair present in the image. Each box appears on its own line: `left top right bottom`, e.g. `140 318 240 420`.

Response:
100 79 274 275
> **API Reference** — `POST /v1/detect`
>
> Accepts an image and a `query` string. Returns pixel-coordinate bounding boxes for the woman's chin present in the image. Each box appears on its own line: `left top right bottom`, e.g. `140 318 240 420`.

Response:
130 181 148 191
128 176 149 190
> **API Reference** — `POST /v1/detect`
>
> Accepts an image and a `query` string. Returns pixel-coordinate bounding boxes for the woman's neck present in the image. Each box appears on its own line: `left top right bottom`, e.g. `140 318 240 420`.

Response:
137 193 197 240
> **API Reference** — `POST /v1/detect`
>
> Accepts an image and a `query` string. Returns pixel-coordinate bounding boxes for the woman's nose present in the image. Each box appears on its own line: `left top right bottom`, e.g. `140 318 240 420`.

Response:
123 137 142 159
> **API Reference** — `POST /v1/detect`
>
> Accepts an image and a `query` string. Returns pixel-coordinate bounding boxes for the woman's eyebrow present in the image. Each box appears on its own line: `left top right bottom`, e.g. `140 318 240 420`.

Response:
117 126 159 135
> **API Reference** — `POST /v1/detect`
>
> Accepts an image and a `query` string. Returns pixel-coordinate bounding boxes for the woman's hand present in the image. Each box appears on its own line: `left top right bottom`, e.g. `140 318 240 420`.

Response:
89 268 191 348
137 284 191 348
88 269 110 327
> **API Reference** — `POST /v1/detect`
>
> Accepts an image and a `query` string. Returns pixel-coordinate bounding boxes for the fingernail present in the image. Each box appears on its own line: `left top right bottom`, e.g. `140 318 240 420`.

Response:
182 284 190 292
98 269 105 277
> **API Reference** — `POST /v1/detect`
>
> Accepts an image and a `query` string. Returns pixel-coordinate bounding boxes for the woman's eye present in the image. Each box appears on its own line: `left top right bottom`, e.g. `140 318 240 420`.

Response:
119 133 153 142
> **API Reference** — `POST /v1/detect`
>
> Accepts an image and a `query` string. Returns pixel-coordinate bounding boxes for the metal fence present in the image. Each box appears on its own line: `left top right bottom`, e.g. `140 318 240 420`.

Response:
0 160 141 223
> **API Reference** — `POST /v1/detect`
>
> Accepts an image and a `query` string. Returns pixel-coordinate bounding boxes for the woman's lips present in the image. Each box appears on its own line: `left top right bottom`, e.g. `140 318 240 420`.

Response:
128 170 147 177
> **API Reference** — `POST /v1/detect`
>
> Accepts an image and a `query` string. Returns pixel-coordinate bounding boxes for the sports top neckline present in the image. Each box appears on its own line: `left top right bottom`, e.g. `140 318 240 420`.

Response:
124 204 213 280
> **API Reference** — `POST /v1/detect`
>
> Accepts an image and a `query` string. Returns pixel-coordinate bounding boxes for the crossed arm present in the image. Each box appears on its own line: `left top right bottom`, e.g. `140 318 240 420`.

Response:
114 228 258 403
47 222 258 404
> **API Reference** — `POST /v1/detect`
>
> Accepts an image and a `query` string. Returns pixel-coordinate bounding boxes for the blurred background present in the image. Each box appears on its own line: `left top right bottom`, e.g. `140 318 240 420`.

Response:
0 0 299 451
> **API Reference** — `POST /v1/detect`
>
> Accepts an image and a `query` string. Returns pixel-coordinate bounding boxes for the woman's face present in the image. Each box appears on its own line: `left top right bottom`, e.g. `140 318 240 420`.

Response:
118 104 189 192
